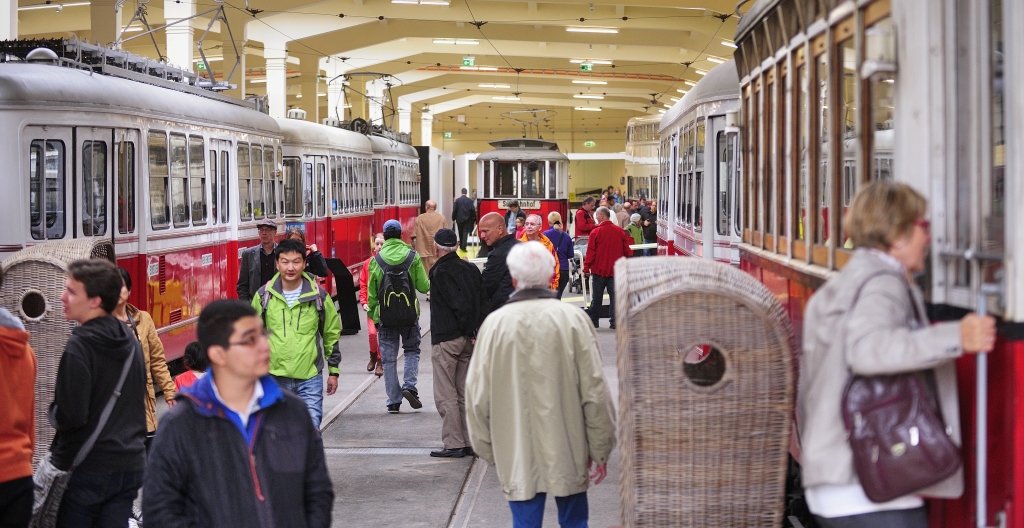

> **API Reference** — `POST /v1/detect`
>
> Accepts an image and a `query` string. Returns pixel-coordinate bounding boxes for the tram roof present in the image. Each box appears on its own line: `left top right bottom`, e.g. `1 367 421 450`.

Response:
659 60 739 133
0 63 281 135
367 135 419 158
627 114 663 127
277 117 372 152
476 138 569 162
735 0 782 44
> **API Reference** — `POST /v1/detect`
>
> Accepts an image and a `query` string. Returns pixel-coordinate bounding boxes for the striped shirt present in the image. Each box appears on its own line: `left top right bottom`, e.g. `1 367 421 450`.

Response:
282 286 302 307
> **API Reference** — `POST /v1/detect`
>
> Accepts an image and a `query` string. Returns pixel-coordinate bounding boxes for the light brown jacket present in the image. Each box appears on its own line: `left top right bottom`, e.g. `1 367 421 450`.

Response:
799 250 964 498
412 211 448 257
127 305 176 432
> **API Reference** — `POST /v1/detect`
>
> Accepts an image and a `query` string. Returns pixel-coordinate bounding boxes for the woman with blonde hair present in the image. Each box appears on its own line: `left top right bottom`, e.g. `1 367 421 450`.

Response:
800 181 996 527
542 211 574 299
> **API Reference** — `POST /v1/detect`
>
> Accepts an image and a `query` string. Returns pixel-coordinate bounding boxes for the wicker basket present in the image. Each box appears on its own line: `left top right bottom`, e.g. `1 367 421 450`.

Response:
0 238 115 468
614 257 796 528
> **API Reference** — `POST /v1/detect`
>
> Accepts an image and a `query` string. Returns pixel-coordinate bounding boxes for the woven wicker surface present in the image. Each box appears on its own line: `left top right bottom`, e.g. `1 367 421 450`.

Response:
0 238 115 467
614 257 796 528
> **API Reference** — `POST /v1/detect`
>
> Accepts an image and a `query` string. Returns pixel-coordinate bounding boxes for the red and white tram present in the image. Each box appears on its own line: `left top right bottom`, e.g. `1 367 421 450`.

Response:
624 114 661 201
475 138 569 230
369 135 421 244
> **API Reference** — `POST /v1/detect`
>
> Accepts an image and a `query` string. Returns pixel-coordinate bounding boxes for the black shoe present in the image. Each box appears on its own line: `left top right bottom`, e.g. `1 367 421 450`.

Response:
591 320 599 328
387 404 400 414
430 448 466 458
403 389 423 409
462 446 476 457
609 322 616 329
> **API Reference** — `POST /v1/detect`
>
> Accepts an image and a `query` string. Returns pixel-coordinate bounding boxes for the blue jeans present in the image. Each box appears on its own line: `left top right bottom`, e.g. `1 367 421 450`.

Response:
588 275 615 326
643 237 656 256
273 374 324 427
508 492 589 528
378 325 421 406
56 469 143 528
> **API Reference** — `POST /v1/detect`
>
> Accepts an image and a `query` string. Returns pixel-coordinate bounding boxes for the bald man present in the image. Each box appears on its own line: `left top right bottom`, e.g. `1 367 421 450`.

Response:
478 213 519 320
412 200 448 275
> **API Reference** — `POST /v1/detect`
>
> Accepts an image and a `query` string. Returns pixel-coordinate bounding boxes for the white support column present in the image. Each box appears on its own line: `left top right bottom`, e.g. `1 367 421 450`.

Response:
366 79 384 127
0 0 16 40
398 98 412 134
420 110 433 147
324 58 346 120
164 0 195 71
265 48 288 119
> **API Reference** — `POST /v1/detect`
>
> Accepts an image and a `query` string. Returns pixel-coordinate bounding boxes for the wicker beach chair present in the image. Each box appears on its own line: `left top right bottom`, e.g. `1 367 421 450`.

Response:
615 256 796 528
0 238 115 467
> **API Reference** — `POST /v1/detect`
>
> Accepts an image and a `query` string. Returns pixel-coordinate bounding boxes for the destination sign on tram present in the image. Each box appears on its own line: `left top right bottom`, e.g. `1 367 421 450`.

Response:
498 200 540 210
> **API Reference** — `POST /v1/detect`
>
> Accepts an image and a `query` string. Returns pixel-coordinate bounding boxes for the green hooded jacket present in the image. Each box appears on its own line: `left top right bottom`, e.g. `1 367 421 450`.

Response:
252 272 341 379
366 238 431 325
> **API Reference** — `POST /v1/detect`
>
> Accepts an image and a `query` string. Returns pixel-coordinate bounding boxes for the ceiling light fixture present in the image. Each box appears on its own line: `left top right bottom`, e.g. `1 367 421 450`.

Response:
433 39 478 45
478 83 511 88
566 27 618 34
572 80 607 85
721 40 737 48
19 1 89 10
390 0 419 3
684 81 696 87
677 89 688 94
663 104 672 108
574 94 604 99
570 59 612 65
706 56 726 64
670 97 679 102
694 69 707 76
492 96 520 100
658 109 666 113
574 107 602 111
391 0 448 4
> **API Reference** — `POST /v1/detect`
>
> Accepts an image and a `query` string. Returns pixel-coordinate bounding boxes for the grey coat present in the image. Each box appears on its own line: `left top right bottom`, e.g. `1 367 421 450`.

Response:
799 249 965 498
236 244 275 302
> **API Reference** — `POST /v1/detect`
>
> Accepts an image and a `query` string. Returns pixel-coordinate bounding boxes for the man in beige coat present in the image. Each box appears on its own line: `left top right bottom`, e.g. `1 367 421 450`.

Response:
412 200 448 276
466 241 615 527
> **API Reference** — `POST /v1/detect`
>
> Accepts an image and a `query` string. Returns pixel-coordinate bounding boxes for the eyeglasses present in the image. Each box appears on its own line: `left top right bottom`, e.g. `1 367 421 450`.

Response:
229 328 272 348
914 219 931 233
524 222 541 227
257 226 276 233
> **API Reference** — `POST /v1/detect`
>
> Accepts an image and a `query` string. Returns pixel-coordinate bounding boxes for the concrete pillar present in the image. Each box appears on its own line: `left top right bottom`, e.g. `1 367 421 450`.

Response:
298 58 319 122
90 0 121 47
420 110 433 148
0 0 16 40
366 80 384 128
164 0 195 71
265 49 287 118
398 98 412 134
221 6 248 99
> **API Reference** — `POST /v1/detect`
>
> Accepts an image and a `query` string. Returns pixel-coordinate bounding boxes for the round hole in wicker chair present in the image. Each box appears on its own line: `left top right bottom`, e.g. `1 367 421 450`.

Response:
20 289 47 321
681 344 726 387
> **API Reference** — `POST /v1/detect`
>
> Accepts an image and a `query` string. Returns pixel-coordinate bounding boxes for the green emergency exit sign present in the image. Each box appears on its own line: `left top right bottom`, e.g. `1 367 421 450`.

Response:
463 56 475 67
197 62 206 71
444 132 453 139
580 62 593 72
584 140 595 147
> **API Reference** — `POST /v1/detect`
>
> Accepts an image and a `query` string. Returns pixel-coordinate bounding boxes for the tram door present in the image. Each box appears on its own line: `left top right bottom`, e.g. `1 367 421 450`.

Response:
24 125 73 244
112 129 141 305
305 155 329 253
76 127 114 242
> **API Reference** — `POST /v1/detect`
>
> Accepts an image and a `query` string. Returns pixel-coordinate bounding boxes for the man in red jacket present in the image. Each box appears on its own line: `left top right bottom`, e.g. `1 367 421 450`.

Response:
583 207 633 329
574 196 597 238
0 265 36 528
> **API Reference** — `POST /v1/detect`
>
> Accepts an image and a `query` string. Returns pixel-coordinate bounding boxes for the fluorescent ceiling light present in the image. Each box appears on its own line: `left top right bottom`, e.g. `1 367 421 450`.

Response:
706 56 726 64
694 69 707 76
658 109 666 113
477 66 498 71
566 27 618 34
250 79 267 84
574 94 604 99
19 1 89 10
194 56 223 62
677 89 688 93
391 0 419 3
478 83 511 88
684 81 696 87
721 40 737 48
433 39 478 45
663 104 672 108
570 59 612 65
493 96 520 100
419 0 450 4
572 80 607 85
670 97 679 102
575 107 601 111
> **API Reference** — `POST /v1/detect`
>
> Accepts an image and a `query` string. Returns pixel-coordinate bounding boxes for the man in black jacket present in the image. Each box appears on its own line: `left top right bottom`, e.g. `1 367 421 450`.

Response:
53 259 147 527
478 212 519 320
144 300 334 528
452 188 476 252
427 229 484 458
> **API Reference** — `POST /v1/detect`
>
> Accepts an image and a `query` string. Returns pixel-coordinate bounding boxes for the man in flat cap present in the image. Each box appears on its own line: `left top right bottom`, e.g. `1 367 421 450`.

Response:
426 228 484 458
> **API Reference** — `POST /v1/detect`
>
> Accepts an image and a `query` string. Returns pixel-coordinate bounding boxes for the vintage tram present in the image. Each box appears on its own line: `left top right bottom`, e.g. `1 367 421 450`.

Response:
474 138 570 230
624 114 661 201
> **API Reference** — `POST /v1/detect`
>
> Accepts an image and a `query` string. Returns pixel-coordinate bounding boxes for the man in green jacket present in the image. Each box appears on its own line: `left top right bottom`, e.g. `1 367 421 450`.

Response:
252 238 341 427
367 219 430 414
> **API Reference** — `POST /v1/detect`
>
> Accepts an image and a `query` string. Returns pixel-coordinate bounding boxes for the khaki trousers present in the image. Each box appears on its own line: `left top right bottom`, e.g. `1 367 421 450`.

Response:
432 336 473 449
421 255 438 276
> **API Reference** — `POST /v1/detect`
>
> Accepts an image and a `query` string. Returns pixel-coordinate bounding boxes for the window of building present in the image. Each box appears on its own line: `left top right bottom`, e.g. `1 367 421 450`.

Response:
82 140 107 236
29 140 66 240
148 132 170 229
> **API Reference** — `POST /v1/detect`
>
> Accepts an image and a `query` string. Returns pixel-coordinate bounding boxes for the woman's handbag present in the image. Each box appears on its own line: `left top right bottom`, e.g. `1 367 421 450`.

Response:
30 351 136 528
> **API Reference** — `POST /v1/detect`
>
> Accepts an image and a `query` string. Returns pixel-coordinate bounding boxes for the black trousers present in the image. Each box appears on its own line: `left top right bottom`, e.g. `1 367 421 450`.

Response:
555 272 569 299
456 220 474 251
0 476 32 528
815 507 928 528
587 274 615 326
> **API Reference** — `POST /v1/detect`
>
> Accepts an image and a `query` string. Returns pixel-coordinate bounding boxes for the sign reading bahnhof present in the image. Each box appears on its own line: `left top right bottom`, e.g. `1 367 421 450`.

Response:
498 200 540 210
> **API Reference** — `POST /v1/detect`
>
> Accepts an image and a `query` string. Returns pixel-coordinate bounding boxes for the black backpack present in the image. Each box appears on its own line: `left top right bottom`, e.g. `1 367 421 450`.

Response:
374 251 418 327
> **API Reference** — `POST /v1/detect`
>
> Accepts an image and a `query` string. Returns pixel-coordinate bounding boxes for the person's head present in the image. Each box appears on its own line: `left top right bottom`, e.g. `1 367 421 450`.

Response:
595 206 612 223
582 196 596 211
461 188 468 196
257 219 277 246
631 213 642 225
650 201 657 213
62 259 121 323
183 341 210 372
844 180 929 273
599 198 608 207
606 185 614 193
478 212 508 246
613 204 622 213
116 266 132 310
373 232 385 253
383 219 403 240
548 211 563 231
425 200 437 212
623 202 632 212
507 199 520 212
515 216 525 229
286 227 306 245
523 214 543 239
608 196 617 206
275 238 307 283
507 241 556 291
197 300 269 382
433 228 459 257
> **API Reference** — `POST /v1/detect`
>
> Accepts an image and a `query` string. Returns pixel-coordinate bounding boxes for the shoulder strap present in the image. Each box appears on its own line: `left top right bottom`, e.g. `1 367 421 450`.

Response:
125 313 140 342
71 349 135 469
374 252 390 272
258 286 271 327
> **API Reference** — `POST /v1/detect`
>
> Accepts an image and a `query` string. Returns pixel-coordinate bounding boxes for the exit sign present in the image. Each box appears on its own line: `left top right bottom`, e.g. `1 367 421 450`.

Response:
197 62 206 71
580 62 593 72
584 140 596 147
443 132 453 139
463 56 475 67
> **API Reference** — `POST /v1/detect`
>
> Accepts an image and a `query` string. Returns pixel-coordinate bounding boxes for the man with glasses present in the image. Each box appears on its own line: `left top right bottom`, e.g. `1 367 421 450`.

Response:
144 300 334 528
518 214 559 291
237 219 279 302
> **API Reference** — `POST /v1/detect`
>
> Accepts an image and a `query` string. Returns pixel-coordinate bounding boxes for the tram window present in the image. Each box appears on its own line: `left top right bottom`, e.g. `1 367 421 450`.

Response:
303 163 313 217
522 161 544 199
330 158 339 214
219 151 230 224
251 147 264 220
733 134 741 237
695 121 705 232
495 161 517 198
117 141 135 234
716 132 732 236
148 132 170 230
837 36 857 247
189 137 206 226
29 140 67 240
81 140 107 236
796 64 809 241
237 143 252 222
372 161 382 204
389 165 396 205
316 163 326 217
483 161 491 198
867 19 895 183
264 147 276 218
750 88 761 232
547 161 556 199
743 92 752 233
983 0 1005 295
282 157 302 217
168 134 189 228
814 53 828 245
209 149 218 225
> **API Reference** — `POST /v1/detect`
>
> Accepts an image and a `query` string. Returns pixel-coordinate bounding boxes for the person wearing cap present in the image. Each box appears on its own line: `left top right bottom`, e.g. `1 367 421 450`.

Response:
236 219 278 302
367 219 431 414
426 228 484 458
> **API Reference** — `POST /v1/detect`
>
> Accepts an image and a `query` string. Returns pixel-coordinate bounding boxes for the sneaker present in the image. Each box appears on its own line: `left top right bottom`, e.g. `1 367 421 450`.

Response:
430 448 466 458
462 446 476 457
609 322 616 329
403 389 423 409
387 404 400 414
